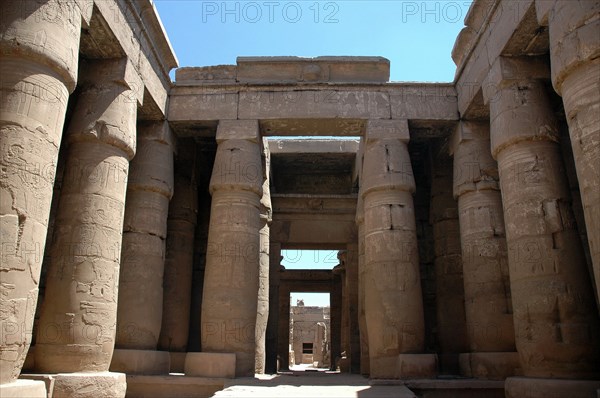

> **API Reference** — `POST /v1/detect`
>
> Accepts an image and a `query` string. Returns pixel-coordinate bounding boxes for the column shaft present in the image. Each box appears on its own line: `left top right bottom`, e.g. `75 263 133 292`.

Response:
0 0 82 385
346 244 361 373
362 120 435 379
201 120 262 377
265 243 281 373
158 143 198 353
487 60 600 381
430 151 468 375
451 121 519 380
277 287 290 371
356 203 370 375
255 141 271 374
35 58 139 374
549 1 600 306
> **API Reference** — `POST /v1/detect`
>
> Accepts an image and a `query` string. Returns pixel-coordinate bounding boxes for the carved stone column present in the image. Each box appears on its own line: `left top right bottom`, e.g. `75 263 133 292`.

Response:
255 139 271 374
485 57 600 397
265 243 282 373
362 120 436 379
329 273 342 371
356 194 370 376
35 58 142 397
158 142 198 369
429 148 468 375
545 0 600 306
0 1 85 393
112 122 174 375
201 120 262 377
450 121 520 380
277 284 290 371
346 243 361 373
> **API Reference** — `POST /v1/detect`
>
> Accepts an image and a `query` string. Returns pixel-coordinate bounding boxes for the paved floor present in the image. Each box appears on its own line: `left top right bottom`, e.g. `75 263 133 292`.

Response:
212 372 416 398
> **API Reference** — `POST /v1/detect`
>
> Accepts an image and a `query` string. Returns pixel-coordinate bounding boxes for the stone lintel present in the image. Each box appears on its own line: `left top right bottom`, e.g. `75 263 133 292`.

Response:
365 119 410 143
268 139 359 154
236 56 390 84
216 119 259 143
80 58 145 105
449 120 490 156
483 56 550 103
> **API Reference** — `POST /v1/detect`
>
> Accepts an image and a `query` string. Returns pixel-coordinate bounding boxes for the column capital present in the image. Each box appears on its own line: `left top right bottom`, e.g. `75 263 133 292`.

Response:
138 120 177 149
217 119 260 143
483 56 550 104
79 58 144 106
365 119 410 143
449 120 490 156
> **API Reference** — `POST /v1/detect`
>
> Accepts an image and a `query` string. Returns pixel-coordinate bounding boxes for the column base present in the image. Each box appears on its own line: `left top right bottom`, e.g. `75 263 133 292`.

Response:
0 380 46 398
110 349 171 375
459 352 521 380
371 354 438 379
23 372 126 398
505 377 600 398
184 352 236 378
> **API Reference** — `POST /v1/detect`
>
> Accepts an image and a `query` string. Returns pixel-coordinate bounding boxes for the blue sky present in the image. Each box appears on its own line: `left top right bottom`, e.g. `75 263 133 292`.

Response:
153 1 472 305
155 0 473 82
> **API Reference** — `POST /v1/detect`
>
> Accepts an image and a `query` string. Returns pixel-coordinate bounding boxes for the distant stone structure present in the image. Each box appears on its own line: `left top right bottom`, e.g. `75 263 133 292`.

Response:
289 303 330 368
1 0 599 397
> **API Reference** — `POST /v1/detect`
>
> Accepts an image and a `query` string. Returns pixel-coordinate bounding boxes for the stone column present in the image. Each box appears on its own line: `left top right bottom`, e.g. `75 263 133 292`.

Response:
333 254 349 372
255 139 271 374
266 243 282 373
111 122 174 375
0 1 85 393
485 57 600 397
429 149 468 375
362 120 436 379
545 0 600 306
356 194 370 376
158 143 198 365
450 121 520 380
277 285 290 371
35 58 142 397
201 120 262 377
346 243 361 373
329 273 342 371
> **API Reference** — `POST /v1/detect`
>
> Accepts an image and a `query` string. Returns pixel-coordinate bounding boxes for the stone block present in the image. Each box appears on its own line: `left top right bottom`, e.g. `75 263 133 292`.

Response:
216 119 259 143
176 66 237 83
365 119 410 142
397 354 438 379
0 380 47 398
236 56 389 83
125 375 226 398
110 349 171 375
168 93 238 121
390 85 458 121
459 352 521 380
51 372 126 398
505 377 600 398
238 90 390 120
184 353 236 378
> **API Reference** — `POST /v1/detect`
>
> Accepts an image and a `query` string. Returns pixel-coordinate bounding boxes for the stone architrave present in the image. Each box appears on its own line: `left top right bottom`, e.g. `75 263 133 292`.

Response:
546 1 600 306
485 57 600 396
362 119 437 379
112 121 175 375
34 58 141 397
450 121 520 380
0 1 84 391
201 120 262 377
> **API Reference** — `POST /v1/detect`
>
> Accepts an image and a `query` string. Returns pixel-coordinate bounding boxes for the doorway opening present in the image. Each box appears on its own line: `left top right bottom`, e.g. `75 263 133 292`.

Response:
289 292 331 371
282 249 339 270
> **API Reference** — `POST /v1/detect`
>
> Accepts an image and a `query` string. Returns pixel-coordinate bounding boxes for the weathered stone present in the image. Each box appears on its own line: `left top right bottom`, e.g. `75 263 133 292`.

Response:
488 59 600 381
0 0 83 384
184 353 236 378
35 59 138 379
201 120 262 377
